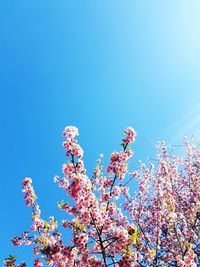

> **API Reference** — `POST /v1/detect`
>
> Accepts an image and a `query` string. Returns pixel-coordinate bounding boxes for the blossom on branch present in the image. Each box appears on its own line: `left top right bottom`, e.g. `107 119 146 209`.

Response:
5 126 200 267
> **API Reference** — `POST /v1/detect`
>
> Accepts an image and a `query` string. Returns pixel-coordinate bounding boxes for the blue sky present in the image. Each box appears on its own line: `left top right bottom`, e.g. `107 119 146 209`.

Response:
1 1 200 265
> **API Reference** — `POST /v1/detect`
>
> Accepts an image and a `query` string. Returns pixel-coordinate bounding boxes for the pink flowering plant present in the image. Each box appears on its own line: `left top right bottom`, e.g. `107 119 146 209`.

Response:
5 126 200 266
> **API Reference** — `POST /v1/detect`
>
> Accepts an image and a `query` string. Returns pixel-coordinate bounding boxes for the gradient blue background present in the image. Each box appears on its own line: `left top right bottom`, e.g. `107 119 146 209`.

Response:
1 1 200 265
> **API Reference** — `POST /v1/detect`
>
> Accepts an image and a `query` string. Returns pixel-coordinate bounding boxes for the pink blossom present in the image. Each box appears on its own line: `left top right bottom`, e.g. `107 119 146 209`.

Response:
34 258 43 267
62 126 79 139
122 127 137 144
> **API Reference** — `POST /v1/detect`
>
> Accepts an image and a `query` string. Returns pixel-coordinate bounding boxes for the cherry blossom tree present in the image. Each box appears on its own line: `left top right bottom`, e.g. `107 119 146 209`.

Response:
5 126 200 267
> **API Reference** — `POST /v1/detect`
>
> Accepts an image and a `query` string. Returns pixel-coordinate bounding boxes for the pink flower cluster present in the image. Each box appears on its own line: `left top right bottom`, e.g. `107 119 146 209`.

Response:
22 177 36 207
62 126 83 159
107 150 133 180
73 233 88 249
6 126 200 267
122 127 137 144
34 258 43 267
62 126 79 139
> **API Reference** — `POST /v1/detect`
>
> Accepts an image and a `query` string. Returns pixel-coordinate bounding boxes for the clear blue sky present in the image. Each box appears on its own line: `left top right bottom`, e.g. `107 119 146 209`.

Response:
1 1 200 265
